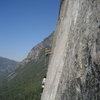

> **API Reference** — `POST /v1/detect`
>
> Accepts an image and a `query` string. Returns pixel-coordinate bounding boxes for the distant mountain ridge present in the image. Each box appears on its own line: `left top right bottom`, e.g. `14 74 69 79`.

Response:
21 32 54 65
0 33 54 100
0 56 19 77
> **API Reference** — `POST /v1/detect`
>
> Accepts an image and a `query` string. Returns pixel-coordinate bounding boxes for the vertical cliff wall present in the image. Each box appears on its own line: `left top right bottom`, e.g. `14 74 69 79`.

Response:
41 0 100 100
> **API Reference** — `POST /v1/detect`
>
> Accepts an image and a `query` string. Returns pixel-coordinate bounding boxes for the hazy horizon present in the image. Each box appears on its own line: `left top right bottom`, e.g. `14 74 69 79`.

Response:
0 0 60 61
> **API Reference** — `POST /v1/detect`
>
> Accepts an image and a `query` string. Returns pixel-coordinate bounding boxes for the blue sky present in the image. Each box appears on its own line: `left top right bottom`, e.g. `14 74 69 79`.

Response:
0 0 60 61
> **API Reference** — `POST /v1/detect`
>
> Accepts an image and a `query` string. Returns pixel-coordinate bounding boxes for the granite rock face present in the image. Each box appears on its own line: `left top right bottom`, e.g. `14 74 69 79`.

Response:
41 0 100 100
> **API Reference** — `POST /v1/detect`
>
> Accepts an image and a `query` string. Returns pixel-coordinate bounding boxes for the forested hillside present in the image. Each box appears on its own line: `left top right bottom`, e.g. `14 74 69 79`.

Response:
0 57 19 79
0 33 53 100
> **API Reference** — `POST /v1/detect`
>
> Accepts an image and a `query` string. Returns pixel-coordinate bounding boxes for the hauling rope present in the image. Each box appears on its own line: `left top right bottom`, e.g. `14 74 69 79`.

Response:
40 48 53 95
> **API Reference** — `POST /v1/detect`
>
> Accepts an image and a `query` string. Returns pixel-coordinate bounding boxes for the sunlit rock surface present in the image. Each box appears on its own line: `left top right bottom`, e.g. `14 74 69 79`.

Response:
41 0 100 100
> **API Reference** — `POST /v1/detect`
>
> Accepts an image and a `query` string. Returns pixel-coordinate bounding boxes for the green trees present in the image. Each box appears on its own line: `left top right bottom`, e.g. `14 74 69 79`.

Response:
0 50 49 100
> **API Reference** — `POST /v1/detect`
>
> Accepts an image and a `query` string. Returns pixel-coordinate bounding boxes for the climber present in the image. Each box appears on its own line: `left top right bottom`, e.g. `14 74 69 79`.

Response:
41 75 46 94
45 48 53 56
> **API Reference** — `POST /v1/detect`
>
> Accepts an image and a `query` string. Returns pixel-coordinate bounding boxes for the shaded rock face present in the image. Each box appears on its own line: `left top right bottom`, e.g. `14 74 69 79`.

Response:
21 33 54 65
41 0 100 100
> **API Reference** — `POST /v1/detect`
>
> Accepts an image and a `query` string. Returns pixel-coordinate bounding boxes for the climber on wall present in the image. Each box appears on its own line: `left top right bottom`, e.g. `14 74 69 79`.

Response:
41 75 46 94
45 48 53 56
44 48 53 65
40 48 53 94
